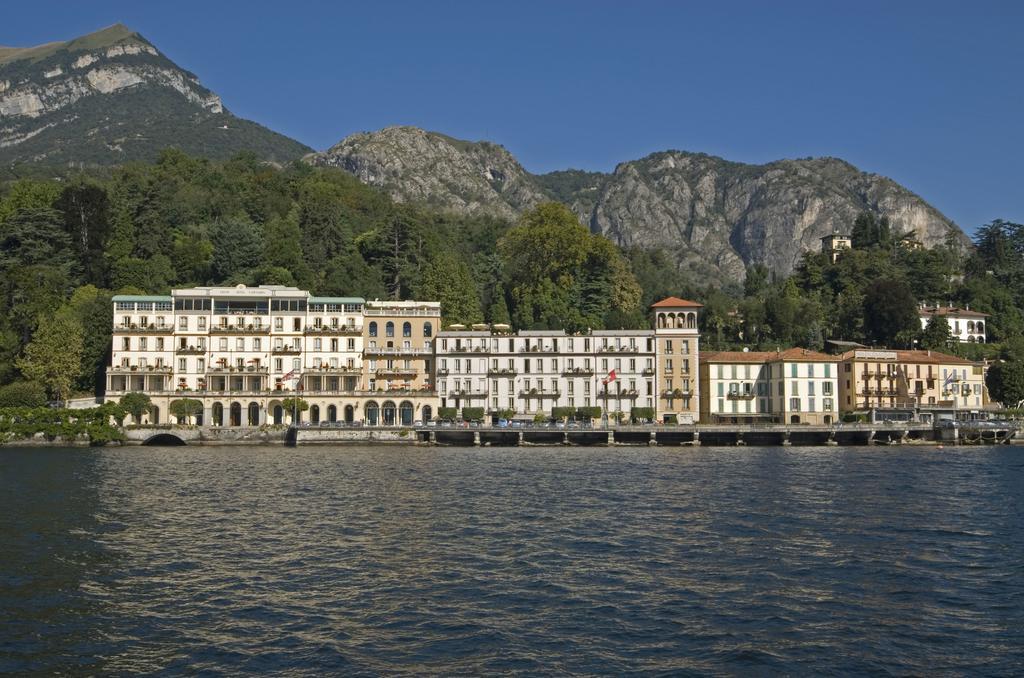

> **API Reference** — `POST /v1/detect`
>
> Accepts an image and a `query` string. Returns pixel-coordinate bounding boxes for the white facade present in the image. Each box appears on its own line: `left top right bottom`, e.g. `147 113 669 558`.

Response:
918 304 988 343
435 329 657 419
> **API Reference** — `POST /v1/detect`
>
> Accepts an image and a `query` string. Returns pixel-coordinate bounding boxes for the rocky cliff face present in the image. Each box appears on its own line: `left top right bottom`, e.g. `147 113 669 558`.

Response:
310 127 966 283
307 127 548 220
0 24 309 166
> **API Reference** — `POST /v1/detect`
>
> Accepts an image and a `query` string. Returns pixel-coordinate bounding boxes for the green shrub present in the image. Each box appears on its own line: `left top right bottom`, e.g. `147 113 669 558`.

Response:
630 407 655 422
462 407 485 421
0 381 47 408
438 407 458 421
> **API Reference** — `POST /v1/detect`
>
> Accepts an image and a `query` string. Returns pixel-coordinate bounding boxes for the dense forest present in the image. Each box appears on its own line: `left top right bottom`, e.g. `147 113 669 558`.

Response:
1 150 1022 406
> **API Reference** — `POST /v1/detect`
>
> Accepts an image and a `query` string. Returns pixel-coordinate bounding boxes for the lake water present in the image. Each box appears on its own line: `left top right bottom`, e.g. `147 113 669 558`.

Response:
2 445 1023 675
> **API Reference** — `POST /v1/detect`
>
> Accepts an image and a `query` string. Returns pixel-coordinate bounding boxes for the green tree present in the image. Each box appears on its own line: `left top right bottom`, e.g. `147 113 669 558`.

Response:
281 397 309 422
169 398 204 424
119 392 153 425
63 286 114 394
110 255 175 293
17 315 84 404
56 177 111 285
210 217 262 282
0 180 61 223
920 314 952 350
419 252 482 326
986 360 1024 407
863 278 918 347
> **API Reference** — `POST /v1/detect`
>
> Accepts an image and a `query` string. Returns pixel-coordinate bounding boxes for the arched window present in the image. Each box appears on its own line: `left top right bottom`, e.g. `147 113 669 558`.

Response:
382 401 397 426
310 405 320 424
212 402 224 427
403 321 412 337
657 314 666 329
248 402 260 426
230 402 242 427
327 404 337 422
365 401 379 426
344 405 354 423
150 406 160 425
369 322 378 337
273 405 283 425
967 321 975 332
422 405 433 422
399 401 414 426
386 321 395 338
976 321 985 333
424 322 433 337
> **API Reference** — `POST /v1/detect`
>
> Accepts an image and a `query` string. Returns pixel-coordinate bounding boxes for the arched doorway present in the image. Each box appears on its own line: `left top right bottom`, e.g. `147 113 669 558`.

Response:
382 401 397 426
366 401 379 426
212 402 224 427
149 405 160 424
790 415 801 424
310 405 320 424
247 402 260 426
273 405 283 425
327 404 337 423
344 405 354 423
422 405 432 423
229 402 242 427
399 401 414 426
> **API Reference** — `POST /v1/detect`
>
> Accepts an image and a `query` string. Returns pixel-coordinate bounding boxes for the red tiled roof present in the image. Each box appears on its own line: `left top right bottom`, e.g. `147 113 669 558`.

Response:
651 296 703 308
839 349 976 365
702 348 837 363
919 306 989 318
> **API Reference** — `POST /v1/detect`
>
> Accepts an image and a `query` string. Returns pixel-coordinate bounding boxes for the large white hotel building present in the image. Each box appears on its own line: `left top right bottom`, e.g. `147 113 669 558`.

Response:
105 286 702 426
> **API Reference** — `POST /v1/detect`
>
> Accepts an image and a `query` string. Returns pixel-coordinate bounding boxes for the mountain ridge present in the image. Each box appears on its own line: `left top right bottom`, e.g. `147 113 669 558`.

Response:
307 125 966 283
0 24 310 167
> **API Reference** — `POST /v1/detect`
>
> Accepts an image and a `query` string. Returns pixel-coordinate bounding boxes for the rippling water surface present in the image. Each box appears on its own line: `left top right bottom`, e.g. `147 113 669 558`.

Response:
2 445 1023 674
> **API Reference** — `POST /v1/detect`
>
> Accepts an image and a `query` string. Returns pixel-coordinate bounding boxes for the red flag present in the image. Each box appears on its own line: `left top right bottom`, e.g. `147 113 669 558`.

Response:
602 369 617 385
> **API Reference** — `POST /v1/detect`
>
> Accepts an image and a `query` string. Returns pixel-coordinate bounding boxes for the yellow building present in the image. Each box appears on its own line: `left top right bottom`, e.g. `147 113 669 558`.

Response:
653 297 702 424
838 348 987 412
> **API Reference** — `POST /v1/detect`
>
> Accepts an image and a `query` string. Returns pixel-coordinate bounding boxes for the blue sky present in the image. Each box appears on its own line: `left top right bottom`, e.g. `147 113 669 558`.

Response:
2 1 1022 232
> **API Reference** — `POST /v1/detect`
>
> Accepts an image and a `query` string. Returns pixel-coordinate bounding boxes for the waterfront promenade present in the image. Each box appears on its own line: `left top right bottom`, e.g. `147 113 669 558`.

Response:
110 420 1019 447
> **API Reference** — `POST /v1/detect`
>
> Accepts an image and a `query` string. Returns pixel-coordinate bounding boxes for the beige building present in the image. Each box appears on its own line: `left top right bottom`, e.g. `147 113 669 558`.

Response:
699 348 840 425
838 348 987 412
653 297 701 424
357 300 440 425
820 233 852 263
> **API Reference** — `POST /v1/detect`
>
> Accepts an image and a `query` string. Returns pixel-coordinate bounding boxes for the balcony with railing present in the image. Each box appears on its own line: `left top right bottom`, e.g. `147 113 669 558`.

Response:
562 367 595 376
598 345 640 354
727 390 756 400
363 346 430 357
175 346 207 355
447 389 488 398
305 365 361 374
272 346 302 355
519 389 561 398
488 367 518 376
304 325 362 336
211 325 271 335
116 324 174 334
107 365 173 374
376 367 419 378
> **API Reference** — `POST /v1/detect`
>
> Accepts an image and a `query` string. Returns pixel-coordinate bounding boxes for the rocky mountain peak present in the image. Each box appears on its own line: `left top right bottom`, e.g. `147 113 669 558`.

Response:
309 126 967 284
0 24 309 167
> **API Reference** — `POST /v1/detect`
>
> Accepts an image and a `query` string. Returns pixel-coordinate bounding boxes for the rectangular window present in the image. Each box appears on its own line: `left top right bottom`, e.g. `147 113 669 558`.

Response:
178 358 187 371
808 381 815 396
236 338 244 351
219 338 228 351
253 338 261 351
791 363 798 378
790 397 801 411
823 382 833 395
139 337 147 351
